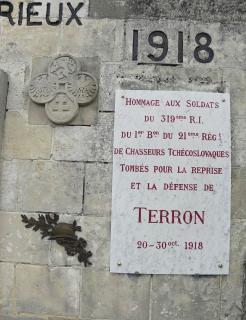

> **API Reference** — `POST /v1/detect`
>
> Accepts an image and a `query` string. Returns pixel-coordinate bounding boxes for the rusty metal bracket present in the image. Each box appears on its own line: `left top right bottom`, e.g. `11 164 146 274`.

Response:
21 214 92 266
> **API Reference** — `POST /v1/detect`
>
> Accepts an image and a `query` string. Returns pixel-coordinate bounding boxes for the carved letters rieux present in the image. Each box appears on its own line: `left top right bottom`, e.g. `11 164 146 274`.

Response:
29 55 98 124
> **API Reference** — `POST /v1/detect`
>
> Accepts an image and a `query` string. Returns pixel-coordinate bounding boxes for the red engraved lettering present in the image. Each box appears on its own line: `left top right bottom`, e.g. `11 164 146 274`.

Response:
194 211 205 224
159 210 170 224
148 210 158 223
183 211 193 224
171 210 182 224
133 207 147 223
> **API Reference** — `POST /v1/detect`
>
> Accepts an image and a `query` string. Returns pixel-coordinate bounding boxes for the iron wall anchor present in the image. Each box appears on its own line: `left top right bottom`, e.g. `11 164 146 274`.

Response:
21 214 92 266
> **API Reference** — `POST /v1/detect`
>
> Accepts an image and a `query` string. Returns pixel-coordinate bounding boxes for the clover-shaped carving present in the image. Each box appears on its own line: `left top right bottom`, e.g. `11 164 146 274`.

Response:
29 55 98 124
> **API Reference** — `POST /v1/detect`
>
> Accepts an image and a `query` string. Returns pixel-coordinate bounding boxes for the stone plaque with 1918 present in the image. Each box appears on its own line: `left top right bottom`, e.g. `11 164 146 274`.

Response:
110 89 231 275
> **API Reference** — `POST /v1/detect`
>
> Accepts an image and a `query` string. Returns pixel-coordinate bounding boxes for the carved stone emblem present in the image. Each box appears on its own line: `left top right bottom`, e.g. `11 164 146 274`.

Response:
29 55 98 124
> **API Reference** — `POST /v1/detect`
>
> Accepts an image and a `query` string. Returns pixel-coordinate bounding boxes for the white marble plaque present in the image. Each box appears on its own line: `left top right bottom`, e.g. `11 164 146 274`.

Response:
110 90 231 275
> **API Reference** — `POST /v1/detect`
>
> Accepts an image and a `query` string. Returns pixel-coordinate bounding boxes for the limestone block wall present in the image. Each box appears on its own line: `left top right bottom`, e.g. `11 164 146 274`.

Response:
0 1 245 320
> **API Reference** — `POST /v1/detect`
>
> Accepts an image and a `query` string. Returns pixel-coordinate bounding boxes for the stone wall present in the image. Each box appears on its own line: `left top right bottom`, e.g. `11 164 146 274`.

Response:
0 1 245 320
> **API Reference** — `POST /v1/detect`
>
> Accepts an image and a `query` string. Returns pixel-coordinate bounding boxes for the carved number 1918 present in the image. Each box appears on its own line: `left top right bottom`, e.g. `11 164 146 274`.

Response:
132 30 214 64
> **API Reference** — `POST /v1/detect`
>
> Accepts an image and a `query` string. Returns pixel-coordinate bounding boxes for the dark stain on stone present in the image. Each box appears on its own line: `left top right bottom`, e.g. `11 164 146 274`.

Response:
127 0 160 17
242 260 246 319
89 0 246 22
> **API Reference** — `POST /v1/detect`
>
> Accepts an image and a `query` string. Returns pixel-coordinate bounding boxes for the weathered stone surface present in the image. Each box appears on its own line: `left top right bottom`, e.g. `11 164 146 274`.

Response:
0 161 18 212
48 318 79 320
16 265 80 316
151 275 220 320
50 215 110 270
80 217 110 270
61 19 124 62
117 65 156 90
84 163 112 216
232 168 246 219
90 0 246 22
0 20 61 60
0 43 31 65
232 149 246 168
0 62 25 111
95 113 114 162
81 271 150 319
53 126 96 161
0 315 44 320
48 317 79 320
0 213 49 264
231 119 246 167
99 63 120 112
232 118 246 150
157 65 224 92
3 112 52 160
89 0 127 19
18 161 84 213
223 68 246 117
221 274 242 320
220 219 246 320
219 24 246 69
53 113 113 162
100 63 156 111
0 263 14 314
